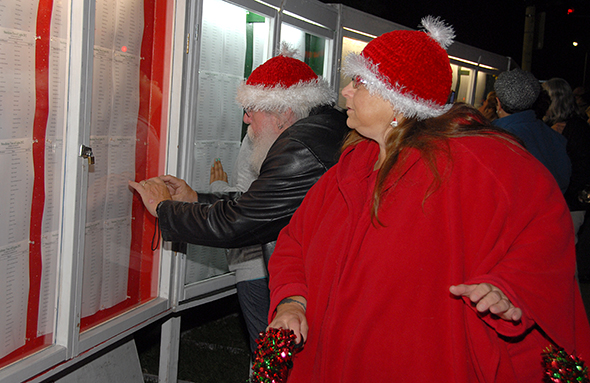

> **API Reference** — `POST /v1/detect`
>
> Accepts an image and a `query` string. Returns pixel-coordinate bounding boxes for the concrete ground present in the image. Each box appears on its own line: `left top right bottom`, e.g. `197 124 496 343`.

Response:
135 295 251 383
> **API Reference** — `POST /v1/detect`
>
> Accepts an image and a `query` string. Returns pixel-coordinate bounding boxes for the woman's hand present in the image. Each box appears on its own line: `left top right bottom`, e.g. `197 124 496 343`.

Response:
210 159 228 184
268 296 308 345
159 175 198 202
450 283 522 322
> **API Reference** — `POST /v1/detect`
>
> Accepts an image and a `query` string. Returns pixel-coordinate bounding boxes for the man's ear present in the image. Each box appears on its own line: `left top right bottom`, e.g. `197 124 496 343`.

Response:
496 97 503 112
280 108 297 130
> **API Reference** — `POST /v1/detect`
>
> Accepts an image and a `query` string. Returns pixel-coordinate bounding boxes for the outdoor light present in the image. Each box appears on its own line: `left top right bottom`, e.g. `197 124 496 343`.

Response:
573 41 579 47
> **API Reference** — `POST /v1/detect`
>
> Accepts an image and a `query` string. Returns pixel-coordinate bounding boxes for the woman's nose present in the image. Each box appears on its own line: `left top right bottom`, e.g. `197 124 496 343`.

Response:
342 82 354 99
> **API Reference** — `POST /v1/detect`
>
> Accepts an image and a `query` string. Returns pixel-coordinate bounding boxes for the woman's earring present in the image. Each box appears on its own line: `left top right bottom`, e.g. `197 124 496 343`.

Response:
390 119 398 127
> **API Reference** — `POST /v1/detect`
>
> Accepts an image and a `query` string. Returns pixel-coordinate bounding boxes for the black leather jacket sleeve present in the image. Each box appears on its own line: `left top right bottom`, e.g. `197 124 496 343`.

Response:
156 107 348 247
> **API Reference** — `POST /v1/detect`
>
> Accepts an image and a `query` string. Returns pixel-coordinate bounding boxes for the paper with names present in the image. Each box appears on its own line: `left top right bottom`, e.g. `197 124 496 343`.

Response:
195 72 244 142
0 139 32 358
0 0 37 359
192 0 271 190
252 21 269 71
0 241 30 359
0 0 70 358
81 0 143 318
194 0 247 143
185 0 254 283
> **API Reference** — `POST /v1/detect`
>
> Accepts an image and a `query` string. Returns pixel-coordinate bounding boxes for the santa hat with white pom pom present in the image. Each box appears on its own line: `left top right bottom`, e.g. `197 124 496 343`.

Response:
236 43 335 119
343 16 455 120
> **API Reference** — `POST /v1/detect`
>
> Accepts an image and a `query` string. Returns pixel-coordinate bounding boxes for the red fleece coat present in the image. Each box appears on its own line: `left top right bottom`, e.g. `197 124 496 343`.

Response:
268 136 590 382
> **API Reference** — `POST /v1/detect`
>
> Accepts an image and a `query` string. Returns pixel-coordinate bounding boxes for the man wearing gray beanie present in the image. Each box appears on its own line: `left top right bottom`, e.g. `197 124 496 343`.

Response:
493 69 571 193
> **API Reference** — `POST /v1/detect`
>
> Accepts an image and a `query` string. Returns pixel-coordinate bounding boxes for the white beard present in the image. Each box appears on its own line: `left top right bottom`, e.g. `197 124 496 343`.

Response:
247 125 281 175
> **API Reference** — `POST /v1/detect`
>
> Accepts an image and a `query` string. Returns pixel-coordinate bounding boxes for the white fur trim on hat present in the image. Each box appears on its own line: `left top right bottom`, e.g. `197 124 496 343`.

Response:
236 78 336 118
343 53 452 120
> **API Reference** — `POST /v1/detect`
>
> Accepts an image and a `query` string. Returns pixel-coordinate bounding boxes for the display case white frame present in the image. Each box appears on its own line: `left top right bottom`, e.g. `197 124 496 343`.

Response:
0 0 186 380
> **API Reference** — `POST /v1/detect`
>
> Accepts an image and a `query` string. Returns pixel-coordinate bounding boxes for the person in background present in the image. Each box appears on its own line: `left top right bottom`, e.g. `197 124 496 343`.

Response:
128 49 349 346
532 88 552 120
543 78 590 242
266 17 590 382
207 135 270 355
573 86 590 124
493 69 571 193
573 86 589 116
477 90 498 121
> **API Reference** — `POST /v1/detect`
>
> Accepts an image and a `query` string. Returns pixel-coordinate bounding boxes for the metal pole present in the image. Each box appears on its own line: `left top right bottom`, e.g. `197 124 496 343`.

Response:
584 50 588 87
522 5 536 71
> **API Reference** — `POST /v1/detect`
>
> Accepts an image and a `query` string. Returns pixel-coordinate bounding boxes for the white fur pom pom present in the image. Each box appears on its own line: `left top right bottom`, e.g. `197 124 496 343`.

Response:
420 16 455 50
278 42 298 58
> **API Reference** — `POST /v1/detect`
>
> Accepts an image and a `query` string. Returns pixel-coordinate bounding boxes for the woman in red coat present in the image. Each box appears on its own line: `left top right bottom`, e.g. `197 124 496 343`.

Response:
267 16 590 382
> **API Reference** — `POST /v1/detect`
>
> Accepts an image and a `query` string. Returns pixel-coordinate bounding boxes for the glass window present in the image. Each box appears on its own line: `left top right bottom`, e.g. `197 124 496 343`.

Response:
474 71 497 108
0 0 67 366
281 23 331 79
338 36 369 108
450 64 473 104
184 0 273 285
80 0 168 331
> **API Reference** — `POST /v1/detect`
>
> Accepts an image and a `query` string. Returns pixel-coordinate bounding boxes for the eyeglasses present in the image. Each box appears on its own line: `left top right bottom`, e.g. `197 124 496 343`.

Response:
351 76 367 89
243 108 252 117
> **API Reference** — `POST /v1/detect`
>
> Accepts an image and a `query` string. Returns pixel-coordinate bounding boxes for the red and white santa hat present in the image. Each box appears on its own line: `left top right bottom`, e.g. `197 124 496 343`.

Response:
343 16 455 120
236 44 335 118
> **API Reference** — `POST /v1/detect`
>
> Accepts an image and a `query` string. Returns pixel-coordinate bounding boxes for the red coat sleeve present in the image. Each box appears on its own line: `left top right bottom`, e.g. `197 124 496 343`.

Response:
267 168 336 322
453 138 590 364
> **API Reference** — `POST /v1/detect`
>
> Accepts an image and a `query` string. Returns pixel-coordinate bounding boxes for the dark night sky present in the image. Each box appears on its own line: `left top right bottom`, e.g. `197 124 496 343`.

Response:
322 0 590 88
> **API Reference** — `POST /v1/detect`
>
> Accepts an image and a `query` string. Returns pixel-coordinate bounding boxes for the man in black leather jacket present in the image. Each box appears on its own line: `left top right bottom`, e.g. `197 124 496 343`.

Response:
129 50 349 353
155 105 347 262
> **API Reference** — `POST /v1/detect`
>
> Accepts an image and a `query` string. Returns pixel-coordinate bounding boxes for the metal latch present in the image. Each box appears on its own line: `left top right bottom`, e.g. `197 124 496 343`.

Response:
80 145 95 165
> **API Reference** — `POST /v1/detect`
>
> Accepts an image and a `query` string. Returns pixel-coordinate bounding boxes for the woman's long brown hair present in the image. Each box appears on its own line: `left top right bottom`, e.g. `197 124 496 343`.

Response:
342 103 523 224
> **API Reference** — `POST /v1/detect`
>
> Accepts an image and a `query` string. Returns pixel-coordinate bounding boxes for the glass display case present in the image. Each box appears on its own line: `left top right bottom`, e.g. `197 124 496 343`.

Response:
0 0 176 381
176 0 338 306
0 0 65 368
177 0 276 303
80 0 167 333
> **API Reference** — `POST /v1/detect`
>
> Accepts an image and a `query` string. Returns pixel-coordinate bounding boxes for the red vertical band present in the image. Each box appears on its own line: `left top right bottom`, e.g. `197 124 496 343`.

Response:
130 0 165 302
27 0 54 341
141 0 166 299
